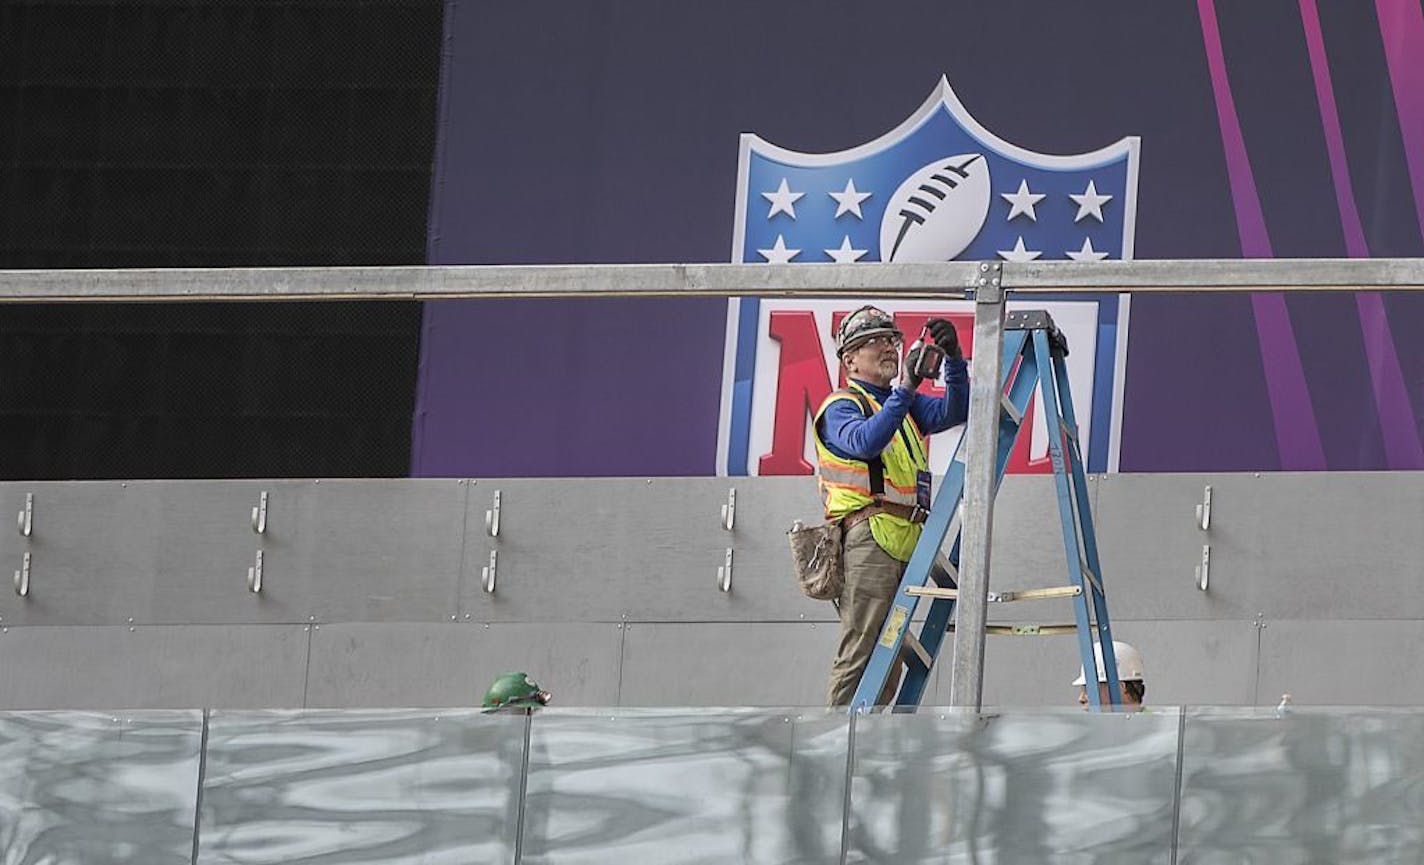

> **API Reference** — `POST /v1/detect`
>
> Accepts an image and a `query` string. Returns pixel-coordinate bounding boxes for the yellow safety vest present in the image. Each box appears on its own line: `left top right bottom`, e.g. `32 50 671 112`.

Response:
813 382 929 562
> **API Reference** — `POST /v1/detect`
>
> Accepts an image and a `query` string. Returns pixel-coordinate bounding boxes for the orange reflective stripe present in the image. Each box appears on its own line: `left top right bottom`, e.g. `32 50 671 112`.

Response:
819 458 869 476
877 487 918 506
825 467 865 487
814 381 929 518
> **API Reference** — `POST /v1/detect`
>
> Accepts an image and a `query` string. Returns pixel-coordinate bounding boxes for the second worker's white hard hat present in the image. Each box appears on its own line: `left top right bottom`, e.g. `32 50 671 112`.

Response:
1071 640 1145 686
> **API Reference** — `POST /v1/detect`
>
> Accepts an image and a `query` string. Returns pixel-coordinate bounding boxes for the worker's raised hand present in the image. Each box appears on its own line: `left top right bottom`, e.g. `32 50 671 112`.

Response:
901 345 928 392
926 318 961 360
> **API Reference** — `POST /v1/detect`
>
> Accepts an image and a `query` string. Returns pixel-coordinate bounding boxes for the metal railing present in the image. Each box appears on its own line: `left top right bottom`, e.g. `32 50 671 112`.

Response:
1 257 1422 302
3 258 1421 710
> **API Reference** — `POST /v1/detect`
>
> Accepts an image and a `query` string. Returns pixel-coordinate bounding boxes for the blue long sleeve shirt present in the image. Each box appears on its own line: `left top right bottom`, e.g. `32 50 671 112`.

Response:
816 356 970 462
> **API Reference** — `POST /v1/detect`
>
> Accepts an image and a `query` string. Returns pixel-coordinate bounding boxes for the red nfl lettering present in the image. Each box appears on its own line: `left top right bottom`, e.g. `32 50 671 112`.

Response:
758 310 829 475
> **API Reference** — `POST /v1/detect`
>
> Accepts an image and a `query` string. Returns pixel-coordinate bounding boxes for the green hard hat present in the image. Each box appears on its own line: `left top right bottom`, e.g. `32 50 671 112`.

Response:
482 672 550 711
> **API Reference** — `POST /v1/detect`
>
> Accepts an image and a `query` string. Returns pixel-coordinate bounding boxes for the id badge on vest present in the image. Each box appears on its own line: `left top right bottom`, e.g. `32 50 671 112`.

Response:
915 469 932 512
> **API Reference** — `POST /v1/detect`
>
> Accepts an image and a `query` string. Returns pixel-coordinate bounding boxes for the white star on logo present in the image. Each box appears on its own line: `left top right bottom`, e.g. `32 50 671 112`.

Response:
1065 237 1109 261
828 179 871 220
825 236 867 263
762 178 804 220
1000 179 1046 222
997 236 1041 262
758 234 801 263
1069 180 1112 223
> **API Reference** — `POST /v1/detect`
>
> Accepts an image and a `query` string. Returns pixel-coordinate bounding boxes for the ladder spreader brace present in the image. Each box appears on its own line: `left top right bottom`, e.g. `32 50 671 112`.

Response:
848 307 1122 713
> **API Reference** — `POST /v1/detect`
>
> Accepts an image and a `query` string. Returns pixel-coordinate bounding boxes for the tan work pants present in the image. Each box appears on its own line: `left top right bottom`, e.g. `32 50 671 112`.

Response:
826 519 907 707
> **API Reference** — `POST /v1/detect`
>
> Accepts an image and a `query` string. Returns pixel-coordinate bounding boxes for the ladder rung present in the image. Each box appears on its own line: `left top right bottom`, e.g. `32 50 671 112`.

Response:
946 623 1080 636
902 631 934 670
989 624 1079 636
906 585 1082 602
907 586 956 599
1000 394 1023 425
993 585 1083 602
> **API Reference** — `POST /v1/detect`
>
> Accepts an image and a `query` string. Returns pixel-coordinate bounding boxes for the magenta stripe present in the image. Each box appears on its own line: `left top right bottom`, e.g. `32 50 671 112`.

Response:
1375 0 1424 239
1198 0 1326 470
1357 293 1424 467
1300 0 1424 468
1196 0 1272 257
1246 295 1327 470
1299 0 1370 256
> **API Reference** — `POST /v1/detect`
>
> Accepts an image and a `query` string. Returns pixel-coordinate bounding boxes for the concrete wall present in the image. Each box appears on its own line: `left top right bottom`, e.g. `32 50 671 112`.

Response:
0 474 1419 709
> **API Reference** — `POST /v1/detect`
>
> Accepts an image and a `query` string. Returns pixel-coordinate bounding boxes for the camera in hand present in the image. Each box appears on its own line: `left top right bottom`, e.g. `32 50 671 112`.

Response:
908 326 946 379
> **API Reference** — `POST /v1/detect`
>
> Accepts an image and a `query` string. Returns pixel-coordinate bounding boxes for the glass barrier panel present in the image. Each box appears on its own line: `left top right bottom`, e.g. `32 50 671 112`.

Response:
1178 707 1424 864
196 708 527 865
0 710 202 865
521 708 849 865
849 708 1180 864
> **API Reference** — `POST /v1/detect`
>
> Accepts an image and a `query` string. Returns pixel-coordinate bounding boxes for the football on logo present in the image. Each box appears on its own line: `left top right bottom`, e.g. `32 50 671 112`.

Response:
879 154 991 262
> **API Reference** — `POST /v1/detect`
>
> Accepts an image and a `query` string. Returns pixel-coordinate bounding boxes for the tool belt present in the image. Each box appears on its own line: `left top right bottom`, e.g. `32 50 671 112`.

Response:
841 499 926 532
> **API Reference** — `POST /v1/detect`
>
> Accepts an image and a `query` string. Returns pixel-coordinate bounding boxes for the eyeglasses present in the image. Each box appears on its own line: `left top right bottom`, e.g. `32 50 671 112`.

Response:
855 334 903 351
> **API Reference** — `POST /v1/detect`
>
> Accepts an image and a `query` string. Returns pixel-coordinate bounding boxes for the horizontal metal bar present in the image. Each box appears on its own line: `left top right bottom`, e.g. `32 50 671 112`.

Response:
908 586 958 599
0 258 1421 303
994 586 1084 602
946 623 1081 636
986 624 1079 636
907 585 1083 602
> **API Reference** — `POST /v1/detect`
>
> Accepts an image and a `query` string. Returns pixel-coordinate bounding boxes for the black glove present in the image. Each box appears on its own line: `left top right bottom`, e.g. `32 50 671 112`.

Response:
901 344 928 391
926 318 962 359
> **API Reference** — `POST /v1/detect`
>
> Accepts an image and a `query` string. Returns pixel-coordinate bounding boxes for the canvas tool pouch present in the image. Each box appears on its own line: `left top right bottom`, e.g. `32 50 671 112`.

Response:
788 519 844 601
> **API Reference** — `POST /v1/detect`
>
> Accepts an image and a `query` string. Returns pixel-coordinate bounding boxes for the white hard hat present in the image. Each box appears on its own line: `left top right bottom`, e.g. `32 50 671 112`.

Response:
1071 641 1144 686
835 305 903 356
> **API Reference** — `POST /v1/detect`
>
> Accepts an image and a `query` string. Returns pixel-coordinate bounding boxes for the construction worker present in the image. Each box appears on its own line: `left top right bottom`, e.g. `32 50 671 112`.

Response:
1072 641 1146 710
482 671 551 712
817 306 970 707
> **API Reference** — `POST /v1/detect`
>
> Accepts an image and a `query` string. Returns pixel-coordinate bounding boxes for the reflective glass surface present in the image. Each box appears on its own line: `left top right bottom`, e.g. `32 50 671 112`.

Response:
11 705 1424 864
196 708 528 865
1178 708 1424 864
521 708 849 865
0 710 202 864
849 709 1180 864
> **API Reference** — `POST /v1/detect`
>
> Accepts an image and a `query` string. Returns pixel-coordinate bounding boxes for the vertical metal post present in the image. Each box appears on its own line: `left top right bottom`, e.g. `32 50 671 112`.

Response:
949 262 1006 709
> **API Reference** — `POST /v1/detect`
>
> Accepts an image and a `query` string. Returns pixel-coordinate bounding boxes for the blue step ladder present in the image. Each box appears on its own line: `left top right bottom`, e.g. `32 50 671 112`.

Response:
849 309 1123 713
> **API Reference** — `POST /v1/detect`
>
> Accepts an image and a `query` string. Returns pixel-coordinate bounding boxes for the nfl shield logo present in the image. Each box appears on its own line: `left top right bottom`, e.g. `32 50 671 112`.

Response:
718 78 1141 477
732 76 1139 264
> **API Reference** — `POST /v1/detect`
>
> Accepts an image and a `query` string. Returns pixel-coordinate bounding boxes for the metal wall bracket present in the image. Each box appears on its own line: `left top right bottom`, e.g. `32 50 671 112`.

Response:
14 551 30 597
485 490 502 538
250 490 268 534
482 550 498 593
16 493 33 538
1195 485 1212 531
1193 485 1212 591
720 487 736 531
717 548 733 592
247 550 263 593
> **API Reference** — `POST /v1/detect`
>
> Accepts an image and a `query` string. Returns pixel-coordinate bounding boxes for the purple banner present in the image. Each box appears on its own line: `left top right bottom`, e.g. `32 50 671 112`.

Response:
418 0 1424 477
